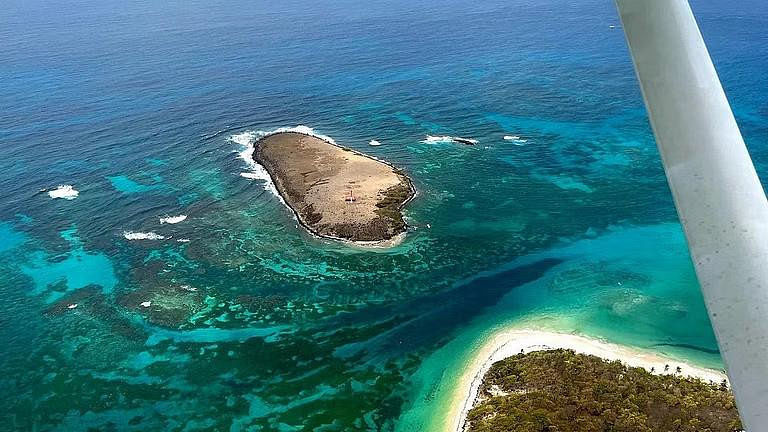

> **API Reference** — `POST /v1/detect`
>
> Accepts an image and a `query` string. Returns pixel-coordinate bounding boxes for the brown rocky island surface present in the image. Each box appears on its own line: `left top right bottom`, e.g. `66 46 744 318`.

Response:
253 132 415 244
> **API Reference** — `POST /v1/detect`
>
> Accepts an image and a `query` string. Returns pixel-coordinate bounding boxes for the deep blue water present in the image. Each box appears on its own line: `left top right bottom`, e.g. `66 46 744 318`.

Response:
1 0 767 430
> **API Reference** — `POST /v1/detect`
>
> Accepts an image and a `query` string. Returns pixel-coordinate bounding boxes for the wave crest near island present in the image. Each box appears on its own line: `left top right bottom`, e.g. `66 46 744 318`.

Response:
47 185 79 200
503 135 528 145
421 135 478 145
123 231 166 240
159 215 187 224
231 126 338 201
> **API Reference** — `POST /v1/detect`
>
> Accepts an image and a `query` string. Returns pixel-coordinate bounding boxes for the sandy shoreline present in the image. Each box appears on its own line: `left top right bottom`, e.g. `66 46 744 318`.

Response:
452 328 728 432
252 130 416 246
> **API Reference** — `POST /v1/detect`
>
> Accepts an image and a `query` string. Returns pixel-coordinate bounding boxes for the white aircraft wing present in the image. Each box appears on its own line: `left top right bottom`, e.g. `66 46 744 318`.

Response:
616 0 768 428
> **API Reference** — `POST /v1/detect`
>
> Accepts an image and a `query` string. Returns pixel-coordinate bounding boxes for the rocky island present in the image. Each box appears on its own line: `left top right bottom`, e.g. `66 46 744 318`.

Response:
253 131 415 244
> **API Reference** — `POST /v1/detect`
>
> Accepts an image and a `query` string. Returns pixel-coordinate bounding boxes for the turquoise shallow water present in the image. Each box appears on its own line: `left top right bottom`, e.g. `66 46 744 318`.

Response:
1 0 767 430
397 222 724 431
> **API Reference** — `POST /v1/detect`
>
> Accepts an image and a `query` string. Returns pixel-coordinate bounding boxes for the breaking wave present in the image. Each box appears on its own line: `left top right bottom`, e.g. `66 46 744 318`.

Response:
230 125 335 209
123 231 165 240
231 131 280 197
421 135 478 145
159 215 187 224
48 185 79 200
503 135 527 145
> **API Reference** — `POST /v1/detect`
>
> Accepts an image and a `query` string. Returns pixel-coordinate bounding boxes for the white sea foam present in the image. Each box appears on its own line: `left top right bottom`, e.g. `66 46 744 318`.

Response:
232 131 279 195
123 231 165 240
177 238 191 243
232 125 337 147
239 172 263 180
503 135 527 145
422 135 456 144
421 135 478 145
369 139 382 146
159 215 187 224
48 185 79 200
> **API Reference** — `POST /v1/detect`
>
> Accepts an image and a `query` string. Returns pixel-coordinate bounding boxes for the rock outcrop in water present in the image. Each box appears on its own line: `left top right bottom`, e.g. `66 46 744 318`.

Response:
253 132 415 244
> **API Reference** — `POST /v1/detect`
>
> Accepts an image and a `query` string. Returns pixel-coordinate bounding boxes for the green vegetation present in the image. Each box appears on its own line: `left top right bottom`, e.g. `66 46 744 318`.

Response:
466 349 742 432
374 180 413 231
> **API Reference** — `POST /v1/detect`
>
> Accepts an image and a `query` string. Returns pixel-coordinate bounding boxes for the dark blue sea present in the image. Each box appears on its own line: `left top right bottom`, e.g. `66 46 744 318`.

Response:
1 0 767 430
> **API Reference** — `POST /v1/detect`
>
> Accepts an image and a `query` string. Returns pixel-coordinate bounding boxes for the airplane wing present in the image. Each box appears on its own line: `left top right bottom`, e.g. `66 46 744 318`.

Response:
616 0 768 428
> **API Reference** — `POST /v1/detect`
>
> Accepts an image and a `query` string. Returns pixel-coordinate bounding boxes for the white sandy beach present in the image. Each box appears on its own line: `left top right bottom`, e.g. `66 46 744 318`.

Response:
452 328 728 432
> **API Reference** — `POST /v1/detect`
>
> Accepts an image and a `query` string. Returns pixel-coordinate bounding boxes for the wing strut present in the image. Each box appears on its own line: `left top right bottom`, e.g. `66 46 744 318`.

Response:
616 1 768 428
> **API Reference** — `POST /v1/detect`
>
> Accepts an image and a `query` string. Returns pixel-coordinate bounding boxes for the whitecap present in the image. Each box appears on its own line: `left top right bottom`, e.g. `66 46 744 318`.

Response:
231 131 280 197
503 135 528 145
231 125 336 148
123 231 165 240
159 215 187 224
177 238 191 243
421 135 478 145
422 135 456 144
369 140 382 146
48 185 79 200
265 125 337 145
239 172 268 181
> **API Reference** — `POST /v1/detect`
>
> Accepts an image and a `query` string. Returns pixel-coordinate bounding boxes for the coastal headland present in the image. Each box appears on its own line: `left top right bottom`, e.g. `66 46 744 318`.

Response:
253 131 415 244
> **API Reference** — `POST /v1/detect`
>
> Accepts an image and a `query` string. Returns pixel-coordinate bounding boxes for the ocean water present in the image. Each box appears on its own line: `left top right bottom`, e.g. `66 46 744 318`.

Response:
1 0 767 430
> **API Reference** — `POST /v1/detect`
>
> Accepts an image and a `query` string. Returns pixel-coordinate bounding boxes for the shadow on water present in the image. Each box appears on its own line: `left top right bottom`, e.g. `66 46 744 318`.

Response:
330 258 563 361
649 342 721 355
